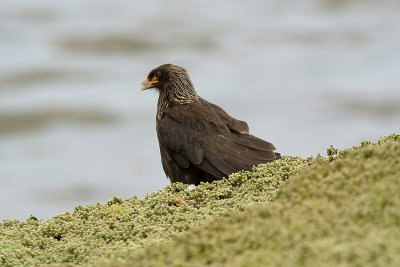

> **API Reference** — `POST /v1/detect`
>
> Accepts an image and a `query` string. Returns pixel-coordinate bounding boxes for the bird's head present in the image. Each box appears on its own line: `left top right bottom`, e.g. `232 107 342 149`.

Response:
141 64 198 103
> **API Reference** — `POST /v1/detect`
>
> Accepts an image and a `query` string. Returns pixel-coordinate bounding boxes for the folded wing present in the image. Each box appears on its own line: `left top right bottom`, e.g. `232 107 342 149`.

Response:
157 103 278 184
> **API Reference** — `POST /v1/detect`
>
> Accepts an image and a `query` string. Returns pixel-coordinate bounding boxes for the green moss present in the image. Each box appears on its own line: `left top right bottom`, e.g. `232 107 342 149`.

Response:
0 134 399 267
0 155 311 266
123 134 400 267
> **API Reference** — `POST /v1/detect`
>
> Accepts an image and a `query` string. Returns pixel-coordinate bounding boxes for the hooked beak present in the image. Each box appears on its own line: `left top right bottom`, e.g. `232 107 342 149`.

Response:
141 76 159 91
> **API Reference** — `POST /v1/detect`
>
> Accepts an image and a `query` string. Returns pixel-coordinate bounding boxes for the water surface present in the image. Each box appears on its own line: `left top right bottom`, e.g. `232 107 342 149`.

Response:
0 0 399 220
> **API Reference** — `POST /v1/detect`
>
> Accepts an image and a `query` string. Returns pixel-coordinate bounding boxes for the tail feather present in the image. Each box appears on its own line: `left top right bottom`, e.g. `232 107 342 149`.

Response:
198 134 279 178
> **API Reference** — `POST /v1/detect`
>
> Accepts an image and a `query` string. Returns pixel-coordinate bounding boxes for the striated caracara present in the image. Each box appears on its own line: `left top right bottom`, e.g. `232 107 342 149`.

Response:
141 64 280 185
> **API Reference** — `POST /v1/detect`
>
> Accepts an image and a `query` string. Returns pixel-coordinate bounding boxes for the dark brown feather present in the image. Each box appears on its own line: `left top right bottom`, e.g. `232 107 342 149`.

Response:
143 64 280 185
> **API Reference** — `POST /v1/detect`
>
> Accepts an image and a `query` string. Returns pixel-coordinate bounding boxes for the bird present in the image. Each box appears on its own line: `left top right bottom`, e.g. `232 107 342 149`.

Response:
141 64 280 185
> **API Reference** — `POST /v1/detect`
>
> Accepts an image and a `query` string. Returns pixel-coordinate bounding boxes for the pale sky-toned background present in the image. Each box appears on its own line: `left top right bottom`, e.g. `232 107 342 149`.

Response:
0 0 399 220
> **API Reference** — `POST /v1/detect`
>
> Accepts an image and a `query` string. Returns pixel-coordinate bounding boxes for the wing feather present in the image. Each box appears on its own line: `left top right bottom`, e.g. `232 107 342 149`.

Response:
157 103 278 183
170 151 189 168
203 99 249 134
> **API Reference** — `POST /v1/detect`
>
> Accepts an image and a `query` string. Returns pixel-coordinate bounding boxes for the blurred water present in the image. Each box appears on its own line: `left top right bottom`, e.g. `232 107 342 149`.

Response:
0 0 399 220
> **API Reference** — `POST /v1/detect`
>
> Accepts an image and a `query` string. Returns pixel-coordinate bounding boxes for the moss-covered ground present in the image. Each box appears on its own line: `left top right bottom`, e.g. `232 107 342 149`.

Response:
1 134 399 267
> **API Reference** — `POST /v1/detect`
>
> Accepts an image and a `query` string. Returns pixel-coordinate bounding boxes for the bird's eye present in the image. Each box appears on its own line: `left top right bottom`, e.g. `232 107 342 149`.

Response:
155 71 161 78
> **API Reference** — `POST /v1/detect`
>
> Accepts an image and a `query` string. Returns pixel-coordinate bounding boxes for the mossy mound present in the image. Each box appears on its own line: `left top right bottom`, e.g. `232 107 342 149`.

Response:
0 155 311 267
1 134 398 267
121 134 400 267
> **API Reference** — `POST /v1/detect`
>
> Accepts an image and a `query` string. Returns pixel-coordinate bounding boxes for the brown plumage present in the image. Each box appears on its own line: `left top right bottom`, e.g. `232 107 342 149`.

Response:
141 64 280 185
